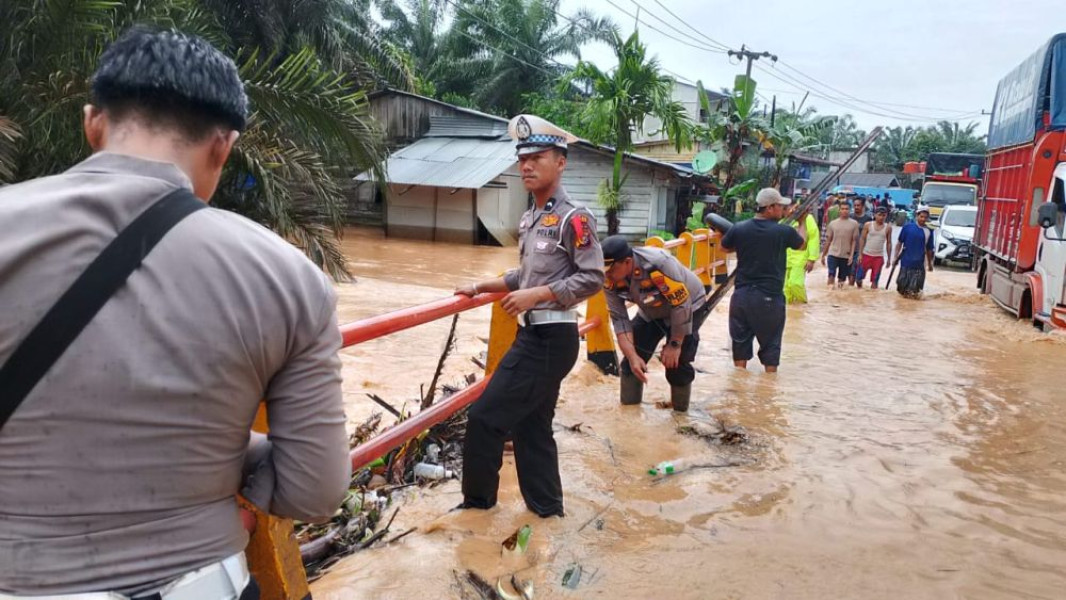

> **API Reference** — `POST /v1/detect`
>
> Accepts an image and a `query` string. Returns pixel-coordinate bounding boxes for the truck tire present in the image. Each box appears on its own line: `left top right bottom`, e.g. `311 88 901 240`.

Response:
976 260 988 293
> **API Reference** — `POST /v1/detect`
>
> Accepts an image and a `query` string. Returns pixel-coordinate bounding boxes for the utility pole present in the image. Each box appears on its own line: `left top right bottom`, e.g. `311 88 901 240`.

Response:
728 45 778 103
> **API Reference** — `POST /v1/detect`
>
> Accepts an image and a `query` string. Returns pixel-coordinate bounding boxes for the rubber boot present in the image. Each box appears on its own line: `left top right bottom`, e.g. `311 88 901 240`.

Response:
620 371 644 405
670 384 692 412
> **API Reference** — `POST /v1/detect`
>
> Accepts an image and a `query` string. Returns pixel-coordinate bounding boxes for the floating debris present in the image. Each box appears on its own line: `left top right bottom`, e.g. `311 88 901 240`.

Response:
502 524 532 556
562 563 582 589
677 416 748 445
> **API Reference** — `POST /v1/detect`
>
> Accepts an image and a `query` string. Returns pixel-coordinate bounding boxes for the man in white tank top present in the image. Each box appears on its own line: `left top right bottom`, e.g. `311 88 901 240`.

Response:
857 207 893 288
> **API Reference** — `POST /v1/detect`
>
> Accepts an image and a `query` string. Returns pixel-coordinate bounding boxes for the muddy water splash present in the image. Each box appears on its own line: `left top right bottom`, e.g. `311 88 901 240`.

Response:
318 229 1066 599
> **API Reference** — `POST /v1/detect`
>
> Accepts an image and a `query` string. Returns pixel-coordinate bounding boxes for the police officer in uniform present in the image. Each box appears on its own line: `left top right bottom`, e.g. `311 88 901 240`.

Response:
601 236 709 412
0 28 350 598
455 115 603 518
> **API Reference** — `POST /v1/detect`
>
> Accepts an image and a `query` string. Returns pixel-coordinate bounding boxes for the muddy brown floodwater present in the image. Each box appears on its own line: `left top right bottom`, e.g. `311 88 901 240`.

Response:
316 227 1066 599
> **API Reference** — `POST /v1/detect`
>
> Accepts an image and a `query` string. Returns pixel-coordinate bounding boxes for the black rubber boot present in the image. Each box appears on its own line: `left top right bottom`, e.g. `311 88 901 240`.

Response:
620 371 644 405
670 384 692 412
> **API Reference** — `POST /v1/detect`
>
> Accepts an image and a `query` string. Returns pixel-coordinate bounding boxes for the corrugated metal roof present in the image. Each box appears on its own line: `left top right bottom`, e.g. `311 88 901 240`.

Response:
424 115 510 138
356 137 516 189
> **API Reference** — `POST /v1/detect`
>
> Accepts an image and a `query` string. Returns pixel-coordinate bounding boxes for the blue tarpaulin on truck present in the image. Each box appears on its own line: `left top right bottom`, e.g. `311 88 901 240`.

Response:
988 33 1066 150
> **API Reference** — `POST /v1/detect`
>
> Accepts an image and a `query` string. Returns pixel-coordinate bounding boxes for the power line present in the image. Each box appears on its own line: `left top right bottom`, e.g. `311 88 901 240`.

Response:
753 62 983 123
601 0 727 54
638 0 986 121
649 0 733 52
448 26 558 78
443 0 570 71
776 60 982 119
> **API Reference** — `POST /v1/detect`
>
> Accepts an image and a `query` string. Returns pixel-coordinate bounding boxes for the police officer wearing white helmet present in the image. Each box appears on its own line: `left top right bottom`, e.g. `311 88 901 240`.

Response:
455 115 604 518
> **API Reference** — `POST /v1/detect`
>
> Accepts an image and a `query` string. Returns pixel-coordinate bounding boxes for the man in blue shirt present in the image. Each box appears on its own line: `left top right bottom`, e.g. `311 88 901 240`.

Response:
892 207 935 298
721 188 807 372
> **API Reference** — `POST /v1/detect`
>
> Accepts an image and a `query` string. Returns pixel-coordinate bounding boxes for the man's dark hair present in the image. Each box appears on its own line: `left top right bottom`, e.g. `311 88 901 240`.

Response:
91 26 248 140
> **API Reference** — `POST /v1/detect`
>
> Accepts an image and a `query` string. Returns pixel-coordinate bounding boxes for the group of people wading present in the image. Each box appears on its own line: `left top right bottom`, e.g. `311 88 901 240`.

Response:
0 27 938 600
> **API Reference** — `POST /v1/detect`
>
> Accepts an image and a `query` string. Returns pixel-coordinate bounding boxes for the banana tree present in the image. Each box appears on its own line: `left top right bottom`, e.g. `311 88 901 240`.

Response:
695 74 765 201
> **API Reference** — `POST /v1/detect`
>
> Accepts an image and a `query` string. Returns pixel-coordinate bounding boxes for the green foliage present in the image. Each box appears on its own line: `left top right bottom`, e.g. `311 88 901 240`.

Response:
0 0 390 279
685 202 706 232
522 91 592 139
444 0 616 116
648 229 675 241
568 29 692 234
869 121 986 173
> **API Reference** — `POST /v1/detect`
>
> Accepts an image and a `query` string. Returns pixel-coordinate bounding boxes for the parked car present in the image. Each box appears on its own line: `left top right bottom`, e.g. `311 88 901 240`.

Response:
934 205 977 265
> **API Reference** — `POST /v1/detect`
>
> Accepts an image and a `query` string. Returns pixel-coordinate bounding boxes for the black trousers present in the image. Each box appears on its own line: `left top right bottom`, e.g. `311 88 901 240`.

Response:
728 285 786 367
619 304 711 387
461 323 579 517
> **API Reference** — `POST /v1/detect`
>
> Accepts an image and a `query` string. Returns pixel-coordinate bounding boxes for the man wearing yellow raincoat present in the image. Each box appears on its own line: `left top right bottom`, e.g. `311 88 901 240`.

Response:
784 204 820 303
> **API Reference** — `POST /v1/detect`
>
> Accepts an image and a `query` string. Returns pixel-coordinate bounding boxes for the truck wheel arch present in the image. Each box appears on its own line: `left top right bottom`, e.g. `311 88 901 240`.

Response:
1022 272 1044 323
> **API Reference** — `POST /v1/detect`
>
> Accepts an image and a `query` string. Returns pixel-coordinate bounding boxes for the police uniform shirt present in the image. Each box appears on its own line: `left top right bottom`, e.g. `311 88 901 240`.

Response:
504 187 604 309
0 152 350 595
604 246 707 340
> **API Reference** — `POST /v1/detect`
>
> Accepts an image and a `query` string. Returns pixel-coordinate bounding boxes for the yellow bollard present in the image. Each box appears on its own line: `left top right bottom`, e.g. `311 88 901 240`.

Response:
486 299 518 375
676 231 695 270
246 404 310 600
692 228 712 288
239 497 311 600
583 290 618 375
709 231 729 285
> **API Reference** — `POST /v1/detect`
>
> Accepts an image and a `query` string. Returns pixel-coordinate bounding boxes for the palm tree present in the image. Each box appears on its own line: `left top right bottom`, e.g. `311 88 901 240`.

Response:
199 0 412 90
568 30 692 235
376 0 452 95
0 0 389 279
447 0 615 115
871 125 919 171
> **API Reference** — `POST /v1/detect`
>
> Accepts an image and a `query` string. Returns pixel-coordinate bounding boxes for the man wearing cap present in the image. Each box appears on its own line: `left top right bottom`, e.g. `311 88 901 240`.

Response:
892 206 935 298
0 28 349 598
455 114 603 518
783 202 820 304
601 235 709 412
720 188 807 372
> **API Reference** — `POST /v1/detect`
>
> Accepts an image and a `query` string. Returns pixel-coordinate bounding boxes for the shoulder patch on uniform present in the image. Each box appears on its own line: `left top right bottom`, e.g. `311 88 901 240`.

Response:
571 213 592 247
650 270 689 306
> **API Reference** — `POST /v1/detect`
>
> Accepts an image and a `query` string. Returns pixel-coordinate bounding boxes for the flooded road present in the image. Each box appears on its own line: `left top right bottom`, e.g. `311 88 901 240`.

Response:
318 227 1066 599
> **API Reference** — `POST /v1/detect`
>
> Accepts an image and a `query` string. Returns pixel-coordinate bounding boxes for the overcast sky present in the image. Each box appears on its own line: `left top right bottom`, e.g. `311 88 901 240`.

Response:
560 0 1062 135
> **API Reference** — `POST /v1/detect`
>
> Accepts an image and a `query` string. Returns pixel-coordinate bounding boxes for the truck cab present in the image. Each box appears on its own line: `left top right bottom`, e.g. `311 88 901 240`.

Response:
922 181 977 225
1033 165 1066 328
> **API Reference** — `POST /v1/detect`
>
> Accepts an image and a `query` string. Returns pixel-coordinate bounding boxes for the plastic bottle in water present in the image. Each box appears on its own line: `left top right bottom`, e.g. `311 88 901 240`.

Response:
648 459 686 476
413 462 453 480
424 443 441 464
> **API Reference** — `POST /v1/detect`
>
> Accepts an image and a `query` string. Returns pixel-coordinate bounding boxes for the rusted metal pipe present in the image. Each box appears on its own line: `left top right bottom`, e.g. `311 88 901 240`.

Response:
340 292 506 348
349 317 601 472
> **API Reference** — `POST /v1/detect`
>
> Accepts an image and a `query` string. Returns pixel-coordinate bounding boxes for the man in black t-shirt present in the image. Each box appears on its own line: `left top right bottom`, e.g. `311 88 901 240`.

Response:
721 188 807 372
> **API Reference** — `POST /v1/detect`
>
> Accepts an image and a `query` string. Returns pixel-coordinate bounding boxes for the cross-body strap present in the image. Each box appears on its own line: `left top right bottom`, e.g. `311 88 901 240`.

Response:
0 187 205 433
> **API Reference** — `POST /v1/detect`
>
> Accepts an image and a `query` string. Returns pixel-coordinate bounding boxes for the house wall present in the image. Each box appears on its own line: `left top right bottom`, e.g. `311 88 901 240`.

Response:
369 94 467 147
385 184 476 244
561 147 678 241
